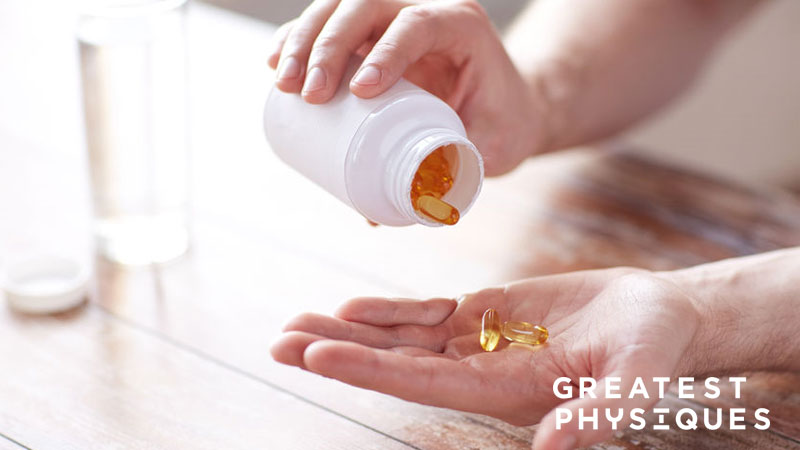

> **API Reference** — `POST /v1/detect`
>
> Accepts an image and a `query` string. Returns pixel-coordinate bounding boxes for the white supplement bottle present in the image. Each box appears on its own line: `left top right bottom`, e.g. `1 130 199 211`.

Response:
263 64 483 227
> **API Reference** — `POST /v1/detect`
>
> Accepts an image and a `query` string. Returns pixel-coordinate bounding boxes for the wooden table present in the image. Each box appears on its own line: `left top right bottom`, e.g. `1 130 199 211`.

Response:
1 4 799 449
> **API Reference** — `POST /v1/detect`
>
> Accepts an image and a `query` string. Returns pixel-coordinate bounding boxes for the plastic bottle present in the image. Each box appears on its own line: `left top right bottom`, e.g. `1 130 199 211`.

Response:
263 63 483 227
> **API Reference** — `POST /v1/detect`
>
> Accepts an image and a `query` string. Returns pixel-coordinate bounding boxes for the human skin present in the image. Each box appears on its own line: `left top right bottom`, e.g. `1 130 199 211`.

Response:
271 247 800 449
266 1 792 448
267 0 760 175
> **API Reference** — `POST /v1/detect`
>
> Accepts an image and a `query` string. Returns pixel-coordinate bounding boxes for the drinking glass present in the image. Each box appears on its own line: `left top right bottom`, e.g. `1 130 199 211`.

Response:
78 0 190 265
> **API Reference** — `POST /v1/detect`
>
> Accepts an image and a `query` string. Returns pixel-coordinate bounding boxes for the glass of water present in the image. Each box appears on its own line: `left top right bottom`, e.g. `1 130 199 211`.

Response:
78 0 190 265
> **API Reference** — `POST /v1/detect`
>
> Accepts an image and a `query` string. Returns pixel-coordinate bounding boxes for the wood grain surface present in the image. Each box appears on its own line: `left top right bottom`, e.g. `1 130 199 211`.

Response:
0 307 410 450
0 3 798 450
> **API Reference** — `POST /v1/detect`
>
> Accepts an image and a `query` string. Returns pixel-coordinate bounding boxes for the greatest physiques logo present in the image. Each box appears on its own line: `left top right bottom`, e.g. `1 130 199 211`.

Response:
553 377 770 431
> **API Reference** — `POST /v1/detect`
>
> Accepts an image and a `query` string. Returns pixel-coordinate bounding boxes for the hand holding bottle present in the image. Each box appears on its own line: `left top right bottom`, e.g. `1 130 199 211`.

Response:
267 0 547 176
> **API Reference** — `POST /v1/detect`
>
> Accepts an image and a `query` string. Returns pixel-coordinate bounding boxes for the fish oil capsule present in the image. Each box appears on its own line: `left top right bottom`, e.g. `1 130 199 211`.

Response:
410 146 460 226
480 308 502 352
416 195 460 225
501 321 549 345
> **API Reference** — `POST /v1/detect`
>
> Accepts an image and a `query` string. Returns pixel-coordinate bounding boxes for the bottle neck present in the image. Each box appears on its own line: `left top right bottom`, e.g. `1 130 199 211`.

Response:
388 129 483 226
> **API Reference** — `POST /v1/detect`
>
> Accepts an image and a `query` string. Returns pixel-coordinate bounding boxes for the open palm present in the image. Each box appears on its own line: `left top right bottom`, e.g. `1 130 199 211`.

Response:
271 268 702 449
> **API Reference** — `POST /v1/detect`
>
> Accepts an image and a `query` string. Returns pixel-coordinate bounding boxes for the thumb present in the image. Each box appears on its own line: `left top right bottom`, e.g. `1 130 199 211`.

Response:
533 367 671 450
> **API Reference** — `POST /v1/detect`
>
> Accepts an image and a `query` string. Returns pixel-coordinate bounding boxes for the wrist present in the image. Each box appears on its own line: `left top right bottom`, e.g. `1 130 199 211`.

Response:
661 248 800 376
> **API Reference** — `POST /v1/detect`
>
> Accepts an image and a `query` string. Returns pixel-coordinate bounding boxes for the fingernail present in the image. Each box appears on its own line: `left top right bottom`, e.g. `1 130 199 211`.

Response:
556 435 577 450
303 66 327 93
277 56 301 80
352 64 381 86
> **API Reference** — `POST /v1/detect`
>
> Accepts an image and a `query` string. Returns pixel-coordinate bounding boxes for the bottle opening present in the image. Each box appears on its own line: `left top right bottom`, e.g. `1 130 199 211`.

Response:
410 145 460 225
402 135 483 227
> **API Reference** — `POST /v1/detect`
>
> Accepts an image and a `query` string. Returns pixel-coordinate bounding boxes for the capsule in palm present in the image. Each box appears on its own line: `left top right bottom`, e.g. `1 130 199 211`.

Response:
502 321 548 345
480 308 501 351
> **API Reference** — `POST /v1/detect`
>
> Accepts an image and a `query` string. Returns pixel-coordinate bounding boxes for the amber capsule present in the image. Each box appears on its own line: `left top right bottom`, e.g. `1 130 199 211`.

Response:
501 321 548 345
416 195 460 225
480 308 502 352
410 146 460 226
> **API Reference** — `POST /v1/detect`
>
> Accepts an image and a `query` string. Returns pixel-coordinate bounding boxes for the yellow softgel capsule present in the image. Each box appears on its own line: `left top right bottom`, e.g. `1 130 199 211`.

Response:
501 321 549 345
416 195 460 225
410 146 460 226
480 308 502 352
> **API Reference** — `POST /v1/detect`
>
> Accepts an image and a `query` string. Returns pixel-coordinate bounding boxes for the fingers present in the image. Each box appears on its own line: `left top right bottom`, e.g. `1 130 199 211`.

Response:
349 5 433 97
270 330 442 371
270 331 326 369
283 312 448 352
268 20 295 69
301 1 381 103
271 0 493 106
275 0 341 92
335 297 456 326
350 1 489 98
303 340 491 410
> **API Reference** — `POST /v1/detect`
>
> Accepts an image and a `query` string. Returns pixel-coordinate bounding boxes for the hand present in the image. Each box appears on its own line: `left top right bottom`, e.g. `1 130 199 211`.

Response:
271 268 707 449
266 0 547 176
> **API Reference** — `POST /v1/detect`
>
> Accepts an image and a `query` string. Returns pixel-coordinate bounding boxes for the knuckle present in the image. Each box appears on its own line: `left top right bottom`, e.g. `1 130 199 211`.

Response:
390 5 439 51
457 0 490 23
310 34 341 58
398 4 438 26
452 0 493 37
284 28 317 53
371 39 405 61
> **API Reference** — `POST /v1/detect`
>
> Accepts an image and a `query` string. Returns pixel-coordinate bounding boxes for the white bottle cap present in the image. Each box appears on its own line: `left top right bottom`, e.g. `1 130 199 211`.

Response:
2 256 90 314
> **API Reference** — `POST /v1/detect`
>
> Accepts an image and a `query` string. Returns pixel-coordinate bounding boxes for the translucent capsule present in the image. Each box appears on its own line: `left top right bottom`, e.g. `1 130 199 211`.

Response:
480 308 501 352
413 170 452 196
410 146 460 226
416 195 460 225
501 321 549 345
